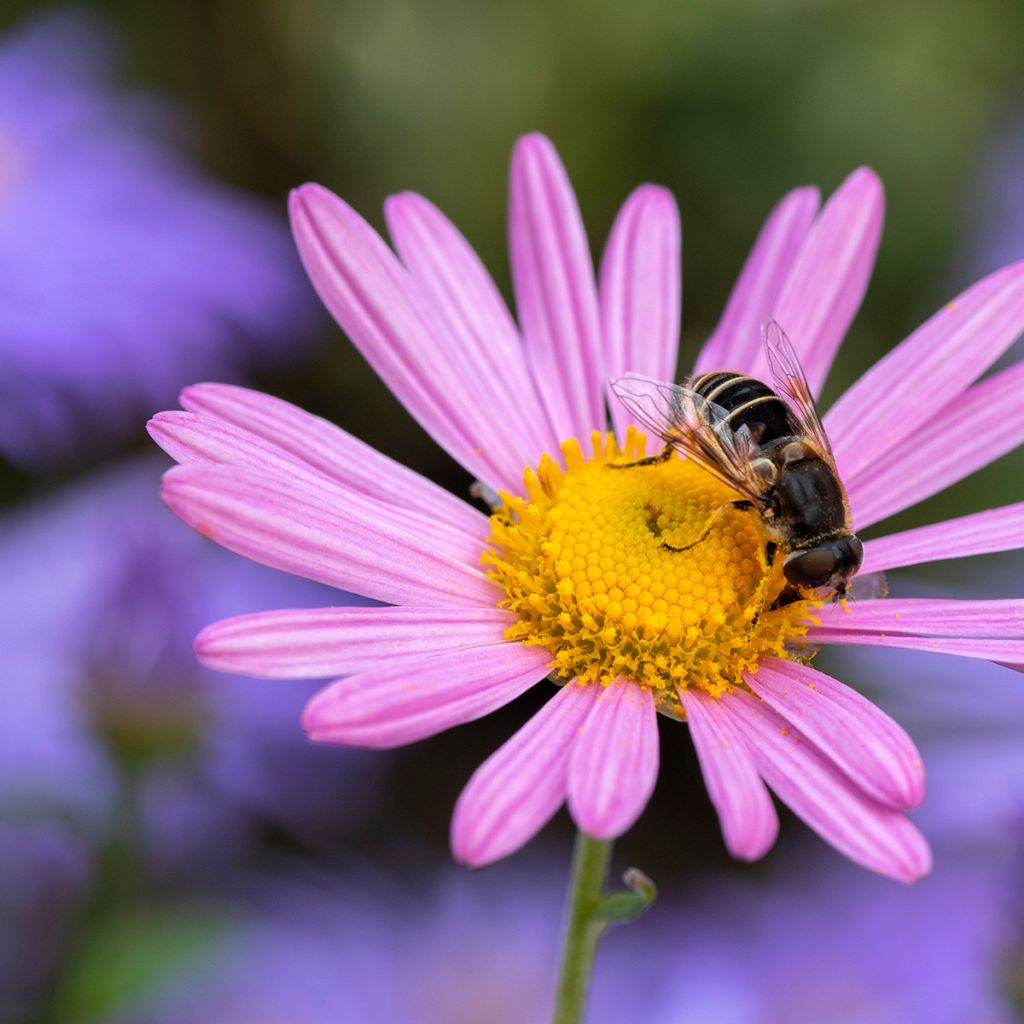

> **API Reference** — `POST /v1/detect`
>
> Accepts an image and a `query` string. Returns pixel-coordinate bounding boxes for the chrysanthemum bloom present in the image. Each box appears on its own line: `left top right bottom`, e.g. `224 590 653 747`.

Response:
0 12 316 465
153 133 1024 883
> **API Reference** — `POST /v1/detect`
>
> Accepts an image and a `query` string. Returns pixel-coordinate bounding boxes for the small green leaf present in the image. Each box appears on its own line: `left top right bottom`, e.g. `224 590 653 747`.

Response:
594 867 657 924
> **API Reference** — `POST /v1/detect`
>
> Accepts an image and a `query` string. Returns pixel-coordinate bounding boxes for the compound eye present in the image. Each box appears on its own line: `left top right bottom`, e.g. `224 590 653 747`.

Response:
845 536 864 571
783 547 838 589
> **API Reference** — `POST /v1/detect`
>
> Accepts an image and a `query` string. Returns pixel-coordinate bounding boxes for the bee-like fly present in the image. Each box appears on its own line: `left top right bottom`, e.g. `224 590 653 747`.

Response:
610 320 864 600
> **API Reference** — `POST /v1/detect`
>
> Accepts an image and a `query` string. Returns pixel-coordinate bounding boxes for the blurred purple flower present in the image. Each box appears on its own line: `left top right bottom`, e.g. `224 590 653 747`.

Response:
0 458 379 875
617 858 1014 1023
0 11 318 465
112 853 1015 1024
0 820 90 1024
114 864 567 1024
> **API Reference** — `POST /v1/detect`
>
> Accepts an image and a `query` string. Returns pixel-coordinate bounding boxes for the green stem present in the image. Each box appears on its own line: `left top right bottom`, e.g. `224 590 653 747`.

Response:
552 831 613 1024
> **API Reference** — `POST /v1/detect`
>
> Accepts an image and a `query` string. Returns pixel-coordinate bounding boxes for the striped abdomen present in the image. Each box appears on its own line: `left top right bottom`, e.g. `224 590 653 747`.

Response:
692 371 798 448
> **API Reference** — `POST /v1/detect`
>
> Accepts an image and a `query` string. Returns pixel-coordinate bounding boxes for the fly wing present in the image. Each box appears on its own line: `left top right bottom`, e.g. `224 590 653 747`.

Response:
610 374 769 506
843 570 889 602
762 320 838 469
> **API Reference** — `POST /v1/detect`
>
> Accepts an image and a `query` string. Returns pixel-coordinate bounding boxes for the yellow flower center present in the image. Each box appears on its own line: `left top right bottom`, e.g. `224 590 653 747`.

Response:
483 429 816 715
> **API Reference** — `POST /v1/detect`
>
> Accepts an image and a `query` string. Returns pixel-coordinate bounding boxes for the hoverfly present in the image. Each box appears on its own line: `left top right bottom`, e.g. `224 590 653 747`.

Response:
610 320 863 601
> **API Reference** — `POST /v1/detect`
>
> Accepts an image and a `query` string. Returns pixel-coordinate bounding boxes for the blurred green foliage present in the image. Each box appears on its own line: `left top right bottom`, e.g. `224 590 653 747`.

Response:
51 905 227 1023
5 0 1024 512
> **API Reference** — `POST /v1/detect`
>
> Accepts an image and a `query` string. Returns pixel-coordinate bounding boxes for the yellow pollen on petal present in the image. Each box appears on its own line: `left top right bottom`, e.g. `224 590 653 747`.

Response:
483 429 817 713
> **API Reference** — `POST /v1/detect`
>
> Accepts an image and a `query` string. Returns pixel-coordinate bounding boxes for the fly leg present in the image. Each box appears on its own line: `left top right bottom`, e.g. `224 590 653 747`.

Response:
769 585 805 611
660 500 755 554
605 443 675 470
745 540 779 630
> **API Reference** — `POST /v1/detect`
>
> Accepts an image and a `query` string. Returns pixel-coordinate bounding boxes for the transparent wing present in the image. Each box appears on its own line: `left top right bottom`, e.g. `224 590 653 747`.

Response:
610 374 769 506
762 320 838 468
843 570 889 602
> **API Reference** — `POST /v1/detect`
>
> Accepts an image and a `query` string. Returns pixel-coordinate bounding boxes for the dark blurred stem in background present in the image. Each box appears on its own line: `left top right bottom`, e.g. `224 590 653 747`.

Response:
97 769 147 910
38 770 147 1024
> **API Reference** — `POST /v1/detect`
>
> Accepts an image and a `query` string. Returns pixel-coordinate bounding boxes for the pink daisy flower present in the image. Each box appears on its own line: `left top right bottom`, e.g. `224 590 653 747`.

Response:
150 133 1024 884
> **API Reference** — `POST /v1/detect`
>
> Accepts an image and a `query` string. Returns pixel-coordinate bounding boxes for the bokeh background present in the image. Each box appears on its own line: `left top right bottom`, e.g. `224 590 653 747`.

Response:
2 2 1024 1021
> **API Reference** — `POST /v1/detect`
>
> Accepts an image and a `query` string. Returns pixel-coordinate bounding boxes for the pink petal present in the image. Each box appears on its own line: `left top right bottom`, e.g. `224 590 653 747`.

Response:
290 183 526 490
773 168 884 396
451 681 593 867
599 185 681 439
720 689 931 883
807 630 1024 669
196 606 516 678
302 642 549 748
861 503 1024 575
161 464 497 608
150 410 321 482
566 680 659 839
384 192 554 457
745 658 925 810
509 134 603 443
846 360 1024 529
812 598 1024 638
827 261 1024 480
679 687 779 861
150 410 486 567
179 383 486 539
694 186 819 377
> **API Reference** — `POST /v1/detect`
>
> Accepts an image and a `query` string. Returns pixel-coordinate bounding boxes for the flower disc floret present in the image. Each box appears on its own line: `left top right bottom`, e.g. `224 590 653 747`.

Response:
484 429 815 709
